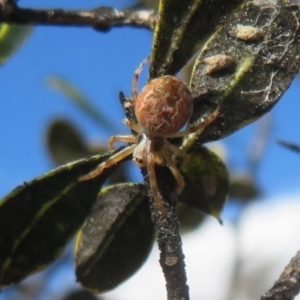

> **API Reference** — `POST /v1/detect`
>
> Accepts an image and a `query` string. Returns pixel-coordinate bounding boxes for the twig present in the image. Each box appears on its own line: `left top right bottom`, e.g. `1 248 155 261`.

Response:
144 167 190 300
0 2 157 31
261 251 300 300
277 140 300 154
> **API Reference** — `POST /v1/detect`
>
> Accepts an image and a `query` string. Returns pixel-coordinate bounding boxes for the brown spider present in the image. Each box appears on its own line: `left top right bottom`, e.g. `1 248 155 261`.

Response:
79 57 219 213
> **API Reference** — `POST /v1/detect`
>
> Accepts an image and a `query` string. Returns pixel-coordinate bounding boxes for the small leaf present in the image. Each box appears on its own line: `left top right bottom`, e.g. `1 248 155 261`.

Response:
46 119 91 166
62 289 100 300
229 173 261 202
47 76 119 133
75 183 154 293
0 23 33 64
150 0 241 78
46 118 130 184
140 0 159 9
176 202 205 233
0 151 123 287
179 147 229 222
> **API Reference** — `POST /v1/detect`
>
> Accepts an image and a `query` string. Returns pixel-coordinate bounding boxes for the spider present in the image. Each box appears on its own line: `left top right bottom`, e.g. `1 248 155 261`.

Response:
79 57 219 214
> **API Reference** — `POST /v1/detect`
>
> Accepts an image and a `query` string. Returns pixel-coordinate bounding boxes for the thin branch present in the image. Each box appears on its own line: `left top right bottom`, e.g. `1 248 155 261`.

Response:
261 251 300 300
0 2 157 31
277 140 300 154
144 167 190 300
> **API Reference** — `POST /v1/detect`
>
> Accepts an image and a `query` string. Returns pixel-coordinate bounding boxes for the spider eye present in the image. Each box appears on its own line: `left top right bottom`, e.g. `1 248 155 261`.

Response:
135 76 192 136
133 157 144 167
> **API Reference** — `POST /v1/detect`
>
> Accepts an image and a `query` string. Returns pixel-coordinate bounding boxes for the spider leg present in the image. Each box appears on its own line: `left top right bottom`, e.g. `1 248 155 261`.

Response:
169 107 220 138
123 118 143 133
164 139 185 158
109 135 137 150
79 144 136 181
161 148 185 195
132 57 150 103
146 139 167 215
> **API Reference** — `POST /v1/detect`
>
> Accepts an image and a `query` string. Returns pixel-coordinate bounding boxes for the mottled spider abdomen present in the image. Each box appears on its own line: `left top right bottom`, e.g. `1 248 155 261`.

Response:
135 76 192 136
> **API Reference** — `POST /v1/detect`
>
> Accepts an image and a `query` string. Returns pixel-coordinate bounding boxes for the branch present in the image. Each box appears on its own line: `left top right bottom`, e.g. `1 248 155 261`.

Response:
261 251 300 300
0 1 157 32
145 167 190 300
277 140 300 154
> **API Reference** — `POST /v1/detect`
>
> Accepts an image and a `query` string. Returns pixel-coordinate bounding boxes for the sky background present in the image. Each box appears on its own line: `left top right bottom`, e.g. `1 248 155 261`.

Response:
1 1 300 299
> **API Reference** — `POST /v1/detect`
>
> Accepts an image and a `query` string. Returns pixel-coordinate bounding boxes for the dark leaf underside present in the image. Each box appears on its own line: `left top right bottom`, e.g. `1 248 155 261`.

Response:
0 150 125 287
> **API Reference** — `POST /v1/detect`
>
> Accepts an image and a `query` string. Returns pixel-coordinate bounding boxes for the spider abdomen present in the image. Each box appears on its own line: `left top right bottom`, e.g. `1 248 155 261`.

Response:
135 76 192 136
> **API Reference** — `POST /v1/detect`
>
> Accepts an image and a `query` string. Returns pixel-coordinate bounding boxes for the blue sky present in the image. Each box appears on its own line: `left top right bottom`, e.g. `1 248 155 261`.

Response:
1 1 300 299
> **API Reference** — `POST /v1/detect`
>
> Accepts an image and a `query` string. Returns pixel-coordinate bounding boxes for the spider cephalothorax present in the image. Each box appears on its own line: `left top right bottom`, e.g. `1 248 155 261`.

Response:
79 58 219 213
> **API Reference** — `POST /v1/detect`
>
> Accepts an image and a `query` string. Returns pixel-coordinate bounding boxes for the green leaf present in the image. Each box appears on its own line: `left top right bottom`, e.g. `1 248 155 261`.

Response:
0 151 123 287
140 0 159 9
75 183 154 293
62 289 100 300
188 0 300 143
229 174 260 202
149 0 242 79
46 119 91 166
45 119 130 184
47 76 119 133
176 202 206 233
179 147 229 223
0 23 33 64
